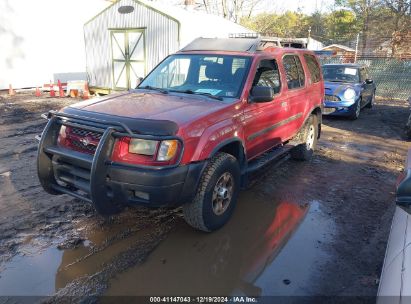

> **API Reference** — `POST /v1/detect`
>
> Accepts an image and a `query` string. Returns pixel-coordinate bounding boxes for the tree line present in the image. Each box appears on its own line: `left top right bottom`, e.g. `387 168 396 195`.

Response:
180 0 410 57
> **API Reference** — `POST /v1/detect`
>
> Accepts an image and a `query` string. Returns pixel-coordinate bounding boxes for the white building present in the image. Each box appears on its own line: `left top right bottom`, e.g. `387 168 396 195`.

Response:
84 0 254 91
0 0 110 90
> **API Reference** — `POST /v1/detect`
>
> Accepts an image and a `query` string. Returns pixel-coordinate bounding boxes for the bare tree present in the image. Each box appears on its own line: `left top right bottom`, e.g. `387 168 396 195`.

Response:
384 0 411 56
195 0 263 22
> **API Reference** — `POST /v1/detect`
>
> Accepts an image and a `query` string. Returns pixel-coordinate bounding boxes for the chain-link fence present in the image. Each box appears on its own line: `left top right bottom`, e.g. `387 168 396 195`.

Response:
319 56 411 100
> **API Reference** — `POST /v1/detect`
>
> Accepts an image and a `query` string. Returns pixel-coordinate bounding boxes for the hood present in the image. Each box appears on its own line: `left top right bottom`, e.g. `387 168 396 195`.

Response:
66 91 230 126
324 81 361 97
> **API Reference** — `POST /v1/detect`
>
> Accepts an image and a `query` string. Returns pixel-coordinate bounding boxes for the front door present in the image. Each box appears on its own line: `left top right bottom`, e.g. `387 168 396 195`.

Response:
243 58 288 160
111 29 145 90
360 67 372 105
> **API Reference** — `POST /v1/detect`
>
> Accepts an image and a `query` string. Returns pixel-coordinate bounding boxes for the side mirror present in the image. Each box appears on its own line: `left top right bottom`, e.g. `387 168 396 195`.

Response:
396 149 411 215
365 79 373 84
135 77 144 88
249 86 274 103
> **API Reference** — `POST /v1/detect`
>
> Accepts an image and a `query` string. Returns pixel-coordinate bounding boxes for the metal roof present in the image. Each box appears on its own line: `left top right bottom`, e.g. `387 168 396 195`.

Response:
321 44 356 52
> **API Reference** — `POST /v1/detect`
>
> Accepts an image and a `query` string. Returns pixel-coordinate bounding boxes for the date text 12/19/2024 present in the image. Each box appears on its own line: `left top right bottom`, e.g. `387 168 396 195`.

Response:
149 297 258 303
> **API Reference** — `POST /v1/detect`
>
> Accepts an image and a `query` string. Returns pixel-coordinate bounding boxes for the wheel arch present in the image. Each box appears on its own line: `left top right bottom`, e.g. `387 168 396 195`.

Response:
210 138 246 171
310 106 322 139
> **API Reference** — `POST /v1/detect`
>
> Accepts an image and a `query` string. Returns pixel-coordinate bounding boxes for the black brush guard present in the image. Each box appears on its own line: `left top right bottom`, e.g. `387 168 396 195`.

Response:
37 110 185 212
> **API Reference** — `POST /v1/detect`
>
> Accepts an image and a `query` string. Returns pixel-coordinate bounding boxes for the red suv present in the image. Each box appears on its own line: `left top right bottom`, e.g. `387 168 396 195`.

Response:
37 38 324 231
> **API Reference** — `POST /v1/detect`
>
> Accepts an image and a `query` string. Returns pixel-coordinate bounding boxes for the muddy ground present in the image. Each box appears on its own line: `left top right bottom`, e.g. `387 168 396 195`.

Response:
0 92 409 302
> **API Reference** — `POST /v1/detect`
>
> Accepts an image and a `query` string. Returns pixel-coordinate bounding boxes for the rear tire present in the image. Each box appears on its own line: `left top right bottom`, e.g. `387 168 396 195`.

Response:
182 152 240 232
291 115 318 161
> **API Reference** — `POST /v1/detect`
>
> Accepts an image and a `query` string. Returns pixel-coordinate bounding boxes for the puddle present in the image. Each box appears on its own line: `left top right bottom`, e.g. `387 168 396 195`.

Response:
0 246 62 296
105 197 335 297
254 201 335 296
0 214 164 297
0 195 335 298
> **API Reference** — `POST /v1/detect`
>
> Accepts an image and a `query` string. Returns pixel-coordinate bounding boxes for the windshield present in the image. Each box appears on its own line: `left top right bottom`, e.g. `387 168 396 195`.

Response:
322 66 359 83
138 54 251 100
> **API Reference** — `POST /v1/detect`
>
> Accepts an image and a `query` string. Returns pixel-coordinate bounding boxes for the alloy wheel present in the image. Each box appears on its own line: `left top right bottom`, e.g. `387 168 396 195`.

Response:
212 172 234 216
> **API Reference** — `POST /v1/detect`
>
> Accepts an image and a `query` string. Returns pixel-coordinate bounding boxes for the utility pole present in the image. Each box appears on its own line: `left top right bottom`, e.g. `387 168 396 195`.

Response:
307 26 312 49
354 32 360 63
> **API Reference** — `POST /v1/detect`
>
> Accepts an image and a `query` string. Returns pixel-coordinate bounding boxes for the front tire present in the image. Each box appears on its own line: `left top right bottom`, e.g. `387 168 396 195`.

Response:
349 99 361 120
183 152 240 232
291 114 318 161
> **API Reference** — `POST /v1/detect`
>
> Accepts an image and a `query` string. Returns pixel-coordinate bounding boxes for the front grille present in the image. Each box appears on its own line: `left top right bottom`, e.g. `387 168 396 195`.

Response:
64 126 103 155
70 127 103 140
71 139 98 153
325 94 341 102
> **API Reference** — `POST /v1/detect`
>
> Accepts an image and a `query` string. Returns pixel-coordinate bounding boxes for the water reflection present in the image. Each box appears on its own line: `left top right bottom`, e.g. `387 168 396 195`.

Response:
0 192 325 298
105 193 308 297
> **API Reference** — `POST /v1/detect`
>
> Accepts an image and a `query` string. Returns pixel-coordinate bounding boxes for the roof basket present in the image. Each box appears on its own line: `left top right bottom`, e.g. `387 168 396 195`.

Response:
181 37 262 53
228 33 260 39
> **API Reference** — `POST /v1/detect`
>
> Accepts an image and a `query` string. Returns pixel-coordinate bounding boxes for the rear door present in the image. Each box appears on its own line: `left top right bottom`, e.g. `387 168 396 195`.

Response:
243 58 288 160
280 54 308 138
303 53 323 111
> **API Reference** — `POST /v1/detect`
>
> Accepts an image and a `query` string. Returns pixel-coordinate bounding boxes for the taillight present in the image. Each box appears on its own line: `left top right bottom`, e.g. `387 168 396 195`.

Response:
111 137 181 166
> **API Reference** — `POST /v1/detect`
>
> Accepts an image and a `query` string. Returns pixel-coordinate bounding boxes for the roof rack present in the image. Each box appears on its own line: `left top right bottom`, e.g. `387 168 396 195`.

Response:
228 33 260 39
182 35 307 53
181 37 263 53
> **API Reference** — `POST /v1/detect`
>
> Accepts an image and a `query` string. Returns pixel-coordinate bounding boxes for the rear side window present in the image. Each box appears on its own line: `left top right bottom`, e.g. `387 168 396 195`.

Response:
283 55 305 89
304 54 321 83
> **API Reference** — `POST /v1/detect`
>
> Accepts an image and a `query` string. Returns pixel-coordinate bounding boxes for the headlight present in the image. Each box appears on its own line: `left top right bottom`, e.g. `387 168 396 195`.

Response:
157 140 179 161
129 139 158 156
343 88 356 100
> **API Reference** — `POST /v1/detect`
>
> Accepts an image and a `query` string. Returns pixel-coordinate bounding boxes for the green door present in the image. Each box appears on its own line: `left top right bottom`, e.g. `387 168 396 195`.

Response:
111 29 146 90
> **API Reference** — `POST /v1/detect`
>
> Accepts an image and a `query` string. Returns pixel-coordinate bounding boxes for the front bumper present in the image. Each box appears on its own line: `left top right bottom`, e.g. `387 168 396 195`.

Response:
105 161 205 207
323 99 357 116
37 112 206 209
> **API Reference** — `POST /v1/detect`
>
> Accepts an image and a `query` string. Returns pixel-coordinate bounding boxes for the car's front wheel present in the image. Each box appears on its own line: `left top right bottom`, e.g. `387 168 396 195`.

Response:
349 99 361 120
183 152 240 232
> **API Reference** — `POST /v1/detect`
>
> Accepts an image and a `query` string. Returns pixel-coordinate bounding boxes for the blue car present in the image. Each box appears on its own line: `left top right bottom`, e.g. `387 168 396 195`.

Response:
322 64 376 120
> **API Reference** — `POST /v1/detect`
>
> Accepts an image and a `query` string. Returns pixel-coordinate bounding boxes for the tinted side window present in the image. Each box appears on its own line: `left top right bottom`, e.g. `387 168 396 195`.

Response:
283 55 305 89
252 59 281 94
304 54 321 83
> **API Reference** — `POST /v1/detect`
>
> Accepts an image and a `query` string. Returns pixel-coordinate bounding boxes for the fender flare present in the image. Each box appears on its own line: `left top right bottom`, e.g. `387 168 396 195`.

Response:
297 106 322 140
209 138 247 170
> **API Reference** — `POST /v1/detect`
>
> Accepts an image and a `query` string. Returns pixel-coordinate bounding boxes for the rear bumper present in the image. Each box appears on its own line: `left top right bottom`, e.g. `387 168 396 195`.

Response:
37 112 205 209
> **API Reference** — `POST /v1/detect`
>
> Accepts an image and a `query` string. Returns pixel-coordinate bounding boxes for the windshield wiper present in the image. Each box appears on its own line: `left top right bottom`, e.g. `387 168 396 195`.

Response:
138 85 169 94
169 89 223 101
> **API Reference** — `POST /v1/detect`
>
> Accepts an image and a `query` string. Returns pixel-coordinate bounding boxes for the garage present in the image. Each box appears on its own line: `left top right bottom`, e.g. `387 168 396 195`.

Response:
84 0 253 90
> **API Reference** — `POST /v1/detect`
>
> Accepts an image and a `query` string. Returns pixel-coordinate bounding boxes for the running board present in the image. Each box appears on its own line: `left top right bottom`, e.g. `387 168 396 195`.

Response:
245 144 294 174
